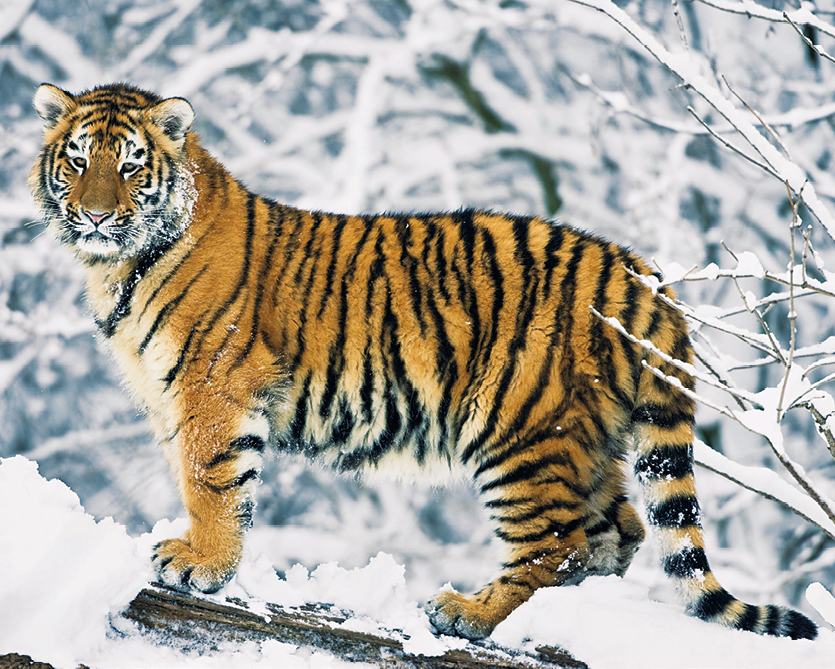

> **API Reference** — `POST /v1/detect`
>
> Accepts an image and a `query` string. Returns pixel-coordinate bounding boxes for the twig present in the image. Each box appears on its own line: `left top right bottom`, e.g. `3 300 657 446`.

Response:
687 107 781 179
784 11 835 66
729 273 787 366
624 266 784 359
776 181 801 421
694 448 835 542
690 346 748 410
802 401 835 461
670 0 689 49
721 75 791 161
588 305 765 408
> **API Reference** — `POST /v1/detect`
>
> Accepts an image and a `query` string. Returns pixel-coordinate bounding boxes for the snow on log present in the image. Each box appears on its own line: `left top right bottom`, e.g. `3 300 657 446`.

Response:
118 584 589 669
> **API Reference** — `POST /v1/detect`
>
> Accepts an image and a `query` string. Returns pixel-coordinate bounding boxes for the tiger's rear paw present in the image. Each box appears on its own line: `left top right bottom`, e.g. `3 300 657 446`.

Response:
151 538 237 594
426 590 501 640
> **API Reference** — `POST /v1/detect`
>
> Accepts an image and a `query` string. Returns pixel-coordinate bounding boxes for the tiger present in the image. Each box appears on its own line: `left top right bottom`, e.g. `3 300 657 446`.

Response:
29 82 817 642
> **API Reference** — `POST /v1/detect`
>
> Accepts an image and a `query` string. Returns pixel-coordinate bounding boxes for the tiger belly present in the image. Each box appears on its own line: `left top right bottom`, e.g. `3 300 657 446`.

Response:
272 366 465 482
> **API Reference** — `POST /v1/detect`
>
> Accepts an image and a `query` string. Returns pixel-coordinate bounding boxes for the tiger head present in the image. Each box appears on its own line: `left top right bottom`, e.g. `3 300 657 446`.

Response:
29 83 196 263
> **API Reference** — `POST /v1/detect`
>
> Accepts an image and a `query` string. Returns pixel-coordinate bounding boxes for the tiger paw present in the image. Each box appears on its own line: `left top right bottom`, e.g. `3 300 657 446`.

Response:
151 538 237 594
426 589 503 640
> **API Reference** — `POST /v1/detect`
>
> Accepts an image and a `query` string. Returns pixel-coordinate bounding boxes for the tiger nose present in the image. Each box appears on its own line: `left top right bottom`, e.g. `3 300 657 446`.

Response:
82 208 113 227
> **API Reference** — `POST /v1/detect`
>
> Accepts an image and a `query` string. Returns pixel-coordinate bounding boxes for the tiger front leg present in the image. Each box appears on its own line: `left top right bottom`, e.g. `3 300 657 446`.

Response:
152 402 267 594
427 433 593 640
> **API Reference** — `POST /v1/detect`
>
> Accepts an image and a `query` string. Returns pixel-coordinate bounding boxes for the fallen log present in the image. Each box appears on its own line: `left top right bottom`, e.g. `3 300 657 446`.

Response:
120 584 589 668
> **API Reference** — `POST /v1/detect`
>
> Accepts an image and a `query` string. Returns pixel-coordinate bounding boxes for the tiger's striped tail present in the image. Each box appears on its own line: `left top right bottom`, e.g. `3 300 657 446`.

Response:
631 332 817 640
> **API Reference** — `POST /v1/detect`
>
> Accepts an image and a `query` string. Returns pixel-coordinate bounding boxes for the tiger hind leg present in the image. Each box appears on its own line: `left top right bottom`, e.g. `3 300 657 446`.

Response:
583 461 646 578
426 429 595 640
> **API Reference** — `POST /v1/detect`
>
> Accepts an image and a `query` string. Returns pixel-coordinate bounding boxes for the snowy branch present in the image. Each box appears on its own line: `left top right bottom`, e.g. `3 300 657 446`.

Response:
694 0 835 40
565 0 835 240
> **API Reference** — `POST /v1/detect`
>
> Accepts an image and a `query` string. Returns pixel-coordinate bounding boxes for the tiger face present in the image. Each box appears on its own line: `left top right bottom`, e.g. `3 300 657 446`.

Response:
29 84 196 262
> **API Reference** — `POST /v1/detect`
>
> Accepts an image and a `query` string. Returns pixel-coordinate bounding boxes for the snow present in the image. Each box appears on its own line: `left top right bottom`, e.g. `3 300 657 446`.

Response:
4 0 835 666
2 454 835 668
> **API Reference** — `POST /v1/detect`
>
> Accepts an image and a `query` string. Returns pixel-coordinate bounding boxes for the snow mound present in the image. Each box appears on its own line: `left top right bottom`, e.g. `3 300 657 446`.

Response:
0 455 150 667
2 454 834 668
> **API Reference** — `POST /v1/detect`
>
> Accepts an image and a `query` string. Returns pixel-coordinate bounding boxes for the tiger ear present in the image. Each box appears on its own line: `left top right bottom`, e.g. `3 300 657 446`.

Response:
33 84 76 129
149 97 195 144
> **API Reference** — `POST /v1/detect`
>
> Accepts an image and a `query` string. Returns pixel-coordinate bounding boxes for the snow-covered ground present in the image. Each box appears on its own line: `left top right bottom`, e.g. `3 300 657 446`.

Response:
2 455 835 669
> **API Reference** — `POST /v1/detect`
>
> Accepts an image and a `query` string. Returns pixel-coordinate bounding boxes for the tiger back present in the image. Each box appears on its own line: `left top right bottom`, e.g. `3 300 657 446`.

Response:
29 83 817 641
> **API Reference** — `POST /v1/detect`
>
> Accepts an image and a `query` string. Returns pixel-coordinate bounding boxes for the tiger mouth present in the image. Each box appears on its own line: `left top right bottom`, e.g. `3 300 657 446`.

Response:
75 229 122 254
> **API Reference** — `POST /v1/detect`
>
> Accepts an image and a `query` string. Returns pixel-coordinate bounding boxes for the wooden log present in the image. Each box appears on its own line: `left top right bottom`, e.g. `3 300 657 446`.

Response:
0 654 74 669
120 584 589 668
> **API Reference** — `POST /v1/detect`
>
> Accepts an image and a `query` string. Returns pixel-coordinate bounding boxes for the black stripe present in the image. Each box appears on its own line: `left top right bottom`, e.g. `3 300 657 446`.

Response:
206 450 237 469
542 224 564 301
230 435 266 452
479 452 579 494
231 202 285 371
316 214 347 319
397 216 427 334
663 546 709 577
205 468 259 494
764 605 782 636
494 499 581 525
736 604 761 632
97 243 171 337
139 264 208 354
497 575 535 591
643 307 663 340
432 223 451 303
647 495 701 527
161 307 210 391
495 515 585 543
485 496 534 509
457 209 476 270
631 404 693 430
331 398 355 446
634 445 693 480
551 238 586 386
192 192 257 363
360 339 374 423
365 229 386 318
469 228 501 379
289 373 312 448
319 275 350 420
694 588 734 619
292 212 320 286
272 208 305 306
232 469 259 487
512 216 535 275
288 217 325 374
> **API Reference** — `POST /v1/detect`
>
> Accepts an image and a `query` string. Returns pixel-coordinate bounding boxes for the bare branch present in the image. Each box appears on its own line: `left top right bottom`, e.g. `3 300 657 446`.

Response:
721 76 791 161
687 107 781 179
